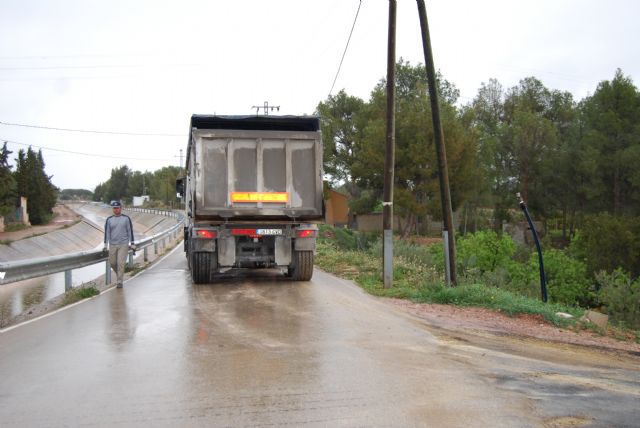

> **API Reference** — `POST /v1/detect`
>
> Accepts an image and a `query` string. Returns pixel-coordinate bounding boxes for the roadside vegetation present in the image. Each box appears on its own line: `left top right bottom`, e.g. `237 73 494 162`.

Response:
315 62 640 344
316 225 640 342
61 285 100 306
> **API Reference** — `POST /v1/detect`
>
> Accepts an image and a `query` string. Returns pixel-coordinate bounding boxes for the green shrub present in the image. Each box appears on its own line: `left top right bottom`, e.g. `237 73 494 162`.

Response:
320 226 379 252
430 230 517 275
428 231 593 307
490 263 539 299
596 270 640 329
459 230 516 273
429 231 536 296
392 238 433 266
62 286 99 306
529 249 593 307
5 223 30 232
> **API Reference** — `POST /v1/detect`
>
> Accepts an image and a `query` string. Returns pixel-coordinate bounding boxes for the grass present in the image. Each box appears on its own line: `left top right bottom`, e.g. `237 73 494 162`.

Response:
61 285 100 306
316 231 584 329
4 223 30 232
125 263 145 276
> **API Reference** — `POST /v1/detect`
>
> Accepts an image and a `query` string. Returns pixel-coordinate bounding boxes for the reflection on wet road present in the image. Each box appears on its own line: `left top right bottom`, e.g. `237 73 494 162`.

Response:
0 247 638 427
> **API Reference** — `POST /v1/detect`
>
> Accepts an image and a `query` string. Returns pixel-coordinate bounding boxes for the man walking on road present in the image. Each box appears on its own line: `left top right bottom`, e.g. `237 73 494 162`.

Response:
103 200 135 288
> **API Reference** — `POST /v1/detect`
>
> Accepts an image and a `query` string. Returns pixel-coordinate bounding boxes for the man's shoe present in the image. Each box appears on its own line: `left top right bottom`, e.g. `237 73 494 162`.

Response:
116 283 123 289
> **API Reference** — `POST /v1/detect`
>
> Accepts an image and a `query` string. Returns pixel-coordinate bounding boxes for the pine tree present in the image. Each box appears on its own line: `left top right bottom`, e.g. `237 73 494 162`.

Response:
12 147 58 224
0 142 17 216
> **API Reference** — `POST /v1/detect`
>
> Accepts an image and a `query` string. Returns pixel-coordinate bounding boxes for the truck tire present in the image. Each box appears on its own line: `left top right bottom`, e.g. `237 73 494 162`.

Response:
289 250 314 281
191 252 217 284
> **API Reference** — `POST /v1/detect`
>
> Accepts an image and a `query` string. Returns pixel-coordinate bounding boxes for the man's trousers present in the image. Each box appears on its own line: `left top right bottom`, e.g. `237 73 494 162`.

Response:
109 244 129 286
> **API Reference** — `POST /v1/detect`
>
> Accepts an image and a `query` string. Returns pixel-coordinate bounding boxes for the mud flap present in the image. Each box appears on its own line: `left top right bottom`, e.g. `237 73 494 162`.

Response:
218 237 236 267
275 237 292 266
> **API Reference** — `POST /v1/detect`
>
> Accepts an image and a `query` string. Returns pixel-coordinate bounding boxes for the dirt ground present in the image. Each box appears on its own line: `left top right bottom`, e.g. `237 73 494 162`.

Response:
388 298 640 355
0 204 81 243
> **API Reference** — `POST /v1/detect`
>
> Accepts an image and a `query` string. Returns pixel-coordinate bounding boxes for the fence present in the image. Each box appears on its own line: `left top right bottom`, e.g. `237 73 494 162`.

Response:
0 208 185 289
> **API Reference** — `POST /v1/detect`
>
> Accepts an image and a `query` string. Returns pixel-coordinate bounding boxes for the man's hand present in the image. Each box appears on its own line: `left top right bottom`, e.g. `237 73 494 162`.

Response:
102 246 108 253
129 244 137 253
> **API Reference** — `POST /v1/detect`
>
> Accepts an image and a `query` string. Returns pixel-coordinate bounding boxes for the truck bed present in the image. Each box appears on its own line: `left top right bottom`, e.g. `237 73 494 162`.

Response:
186 115 324 222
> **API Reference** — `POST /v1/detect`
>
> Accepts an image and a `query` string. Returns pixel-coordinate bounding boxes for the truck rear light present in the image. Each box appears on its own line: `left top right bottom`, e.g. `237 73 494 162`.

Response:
296 229 317 238
195 229 216 239
232 228 257 236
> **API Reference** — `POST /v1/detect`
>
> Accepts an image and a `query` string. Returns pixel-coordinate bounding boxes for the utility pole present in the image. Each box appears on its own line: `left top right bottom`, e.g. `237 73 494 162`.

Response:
383 0 397 289
252 101 280 116
174 149 184 169
416 0 457 285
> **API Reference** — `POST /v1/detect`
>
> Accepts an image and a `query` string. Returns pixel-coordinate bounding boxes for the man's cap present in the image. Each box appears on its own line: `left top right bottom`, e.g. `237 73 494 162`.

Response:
110 200 122 207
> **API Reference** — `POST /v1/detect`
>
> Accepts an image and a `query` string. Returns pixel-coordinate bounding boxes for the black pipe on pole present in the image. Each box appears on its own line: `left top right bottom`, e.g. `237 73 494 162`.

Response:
383 0 397 289
517 193 548 302
416 0 456 285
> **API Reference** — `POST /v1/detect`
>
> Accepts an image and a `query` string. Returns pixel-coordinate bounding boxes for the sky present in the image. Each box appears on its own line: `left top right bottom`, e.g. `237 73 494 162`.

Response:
1 0 638 191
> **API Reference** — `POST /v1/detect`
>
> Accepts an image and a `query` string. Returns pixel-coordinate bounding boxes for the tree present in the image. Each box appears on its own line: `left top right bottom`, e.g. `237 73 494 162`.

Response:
13 147 58 224
0 142 16 216
337 60 478 233
149 166 183 206
94 165 183 207
105 165 132 203
502 77 561 215
580 69 640 215
471 79 512 231
93 182 106 202
472 77 577 231
316 90 366 189
128 170 153 197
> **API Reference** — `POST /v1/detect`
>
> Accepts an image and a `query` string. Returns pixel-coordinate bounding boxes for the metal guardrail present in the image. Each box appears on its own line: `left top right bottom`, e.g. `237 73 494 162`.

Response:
0 208 185 289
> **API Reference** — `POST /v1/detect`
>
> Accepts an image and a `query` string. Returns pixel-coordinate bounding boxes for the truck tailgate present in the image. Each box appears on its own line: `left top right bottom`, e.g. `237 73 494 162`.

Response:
191 128 323 220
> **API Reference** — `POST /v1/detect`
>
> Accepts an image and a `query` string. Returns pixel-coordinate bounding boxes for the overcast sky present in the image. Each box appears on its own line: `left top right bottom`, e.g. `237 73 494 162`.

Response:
1 0 638 191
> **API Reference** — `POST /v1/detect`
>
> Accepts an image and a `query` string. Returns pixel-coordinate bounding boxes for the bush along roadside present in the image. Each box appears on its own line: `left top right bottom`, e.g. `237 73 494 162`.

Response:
316 225 639 341
62 285 100 306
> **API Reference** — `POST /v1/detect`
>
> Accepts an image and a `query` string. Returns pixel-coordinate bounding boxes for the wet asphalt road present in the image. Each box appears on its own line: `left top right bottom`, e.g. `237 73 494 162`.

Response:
0 247 639 427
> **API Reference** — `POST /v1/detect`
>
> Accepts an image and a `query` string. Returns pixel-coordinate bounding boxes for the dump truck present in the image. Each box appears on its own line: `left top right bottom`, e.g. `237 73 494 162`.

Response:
176 115 324 284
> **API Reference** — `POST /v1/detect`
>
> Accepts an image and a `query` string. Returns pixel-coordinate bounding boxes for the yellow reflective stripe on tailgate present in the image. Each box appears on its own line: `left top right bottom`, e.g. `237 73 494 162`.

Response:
230 192 289 203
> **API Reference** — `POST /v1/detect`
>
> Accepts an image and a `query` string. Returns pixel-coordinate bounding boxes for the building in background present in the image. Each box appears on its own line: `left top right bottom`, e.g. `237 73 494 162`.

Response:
324 189 349 227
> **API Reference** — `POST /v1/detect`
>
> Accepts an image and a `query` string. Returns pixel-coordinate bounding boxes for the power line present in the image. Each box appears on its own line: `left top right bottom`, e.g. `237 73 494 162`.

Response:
0 120 185 137
328 0 362 96
1 138 174 162
0 62 200 71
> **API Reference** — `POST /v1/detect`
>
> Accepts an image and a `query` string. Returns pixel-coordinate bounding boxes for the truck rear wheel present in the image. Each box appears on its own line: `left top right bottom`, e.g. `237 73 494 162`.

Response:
288 250 314 281
191 252 217 284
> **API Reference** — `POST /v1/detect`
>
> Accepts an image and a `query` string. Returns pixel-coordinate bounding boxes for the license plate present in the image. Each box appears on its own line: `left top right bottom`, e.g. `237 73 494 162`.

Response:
257 229 283 235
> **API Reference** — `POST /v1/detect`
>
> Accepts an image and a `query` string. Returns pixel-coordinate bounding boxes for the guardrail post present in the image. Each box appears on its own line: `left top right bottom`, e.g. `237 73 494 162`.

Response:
65 270 72 291
128 252 134 268
154 240 158 255
144 246 148 262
